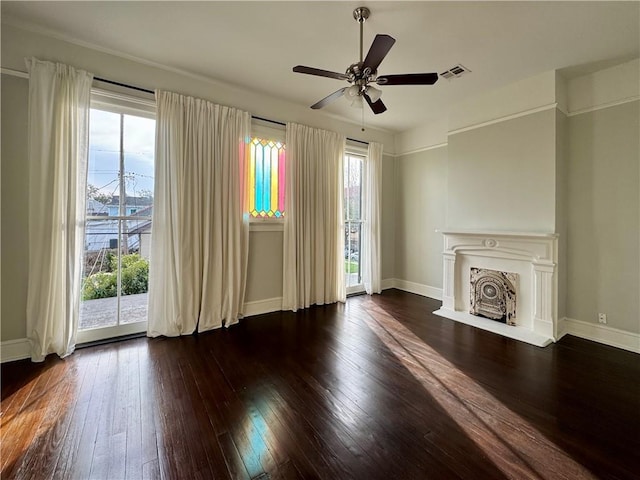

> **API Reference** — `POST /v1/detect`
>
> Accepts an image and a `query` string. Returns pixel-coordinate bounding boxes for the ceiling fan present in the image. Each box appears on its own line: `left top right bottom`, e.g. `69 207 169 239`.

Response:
293 6 438 115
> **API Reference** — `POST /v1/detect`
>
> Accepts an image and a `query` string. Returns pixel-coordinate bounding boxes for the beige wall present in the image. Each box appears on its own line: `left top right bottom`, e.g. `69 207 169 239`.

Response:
390 65 639 339
447 109 557 232
381 154 396 281
1 75 29 341
4 21 638 346
566 101 640 333
1 25 399 342
394 147 447 288
245 231 284 303
555 110 569 321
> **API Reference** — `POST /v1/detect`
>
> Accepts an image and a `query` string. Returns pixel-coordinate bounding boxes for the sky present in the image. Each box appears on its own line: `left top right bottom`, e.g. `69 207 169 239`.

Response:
88 109 155 198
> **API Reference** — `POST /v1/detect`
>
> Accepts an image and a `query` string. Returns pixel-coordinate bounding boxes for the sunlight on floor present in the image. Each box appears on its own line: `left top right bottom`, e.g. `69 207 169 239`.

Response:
361 299 596 480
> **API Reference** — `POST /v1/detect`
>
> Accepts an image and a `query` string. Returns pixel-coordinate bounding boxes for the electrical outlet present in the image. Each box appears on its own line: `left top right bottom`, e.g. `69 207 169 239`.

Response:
598 313 607 324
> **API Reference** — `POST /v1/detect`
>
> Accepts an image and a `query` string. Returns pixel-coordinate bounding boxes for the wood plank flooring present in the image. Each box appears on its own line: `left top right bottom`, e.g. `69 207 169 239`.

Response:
2 290 639 479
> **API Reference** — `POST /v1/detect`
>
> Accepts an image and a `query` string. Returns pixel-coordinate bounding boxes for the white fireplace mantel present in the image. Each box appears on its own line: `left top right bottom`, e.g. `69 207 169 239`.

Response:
434 229 558 347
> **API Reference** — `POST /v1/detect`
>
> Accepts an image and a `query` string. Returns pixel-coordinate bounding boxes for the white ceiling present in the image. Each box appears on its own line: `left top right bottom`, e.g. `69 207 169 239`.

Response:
2 1 639 133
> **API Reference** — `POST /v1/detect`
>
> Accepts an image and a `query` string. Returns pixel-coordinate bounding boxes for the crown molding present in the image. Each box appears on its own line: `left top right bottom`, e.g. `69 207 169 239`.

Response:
567 95 640 117
396 142 448 157
449 103 558 136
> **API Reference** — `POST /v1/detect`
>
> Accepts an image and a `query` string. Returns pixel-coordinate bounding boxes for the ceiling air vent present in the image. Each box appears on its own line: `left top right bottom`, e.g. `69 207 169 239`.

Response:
440 64 471 80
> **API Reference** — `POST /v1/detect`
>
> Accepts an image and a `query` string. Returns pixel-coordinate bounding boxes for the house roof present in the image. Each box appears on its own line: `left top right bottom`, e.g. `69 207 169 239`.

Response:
108 196 153 207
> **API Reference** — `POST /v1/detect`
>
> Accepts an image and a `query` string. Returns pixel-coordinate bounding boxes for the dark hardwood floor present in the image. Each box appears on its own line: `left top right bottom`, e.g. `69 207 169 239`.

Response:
2 290 639 479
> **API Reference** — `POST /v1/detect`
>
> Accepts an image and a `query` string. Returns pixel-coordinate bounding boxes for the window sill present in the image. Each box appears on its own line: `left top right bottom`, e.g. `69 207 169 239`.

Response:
250 221 284 232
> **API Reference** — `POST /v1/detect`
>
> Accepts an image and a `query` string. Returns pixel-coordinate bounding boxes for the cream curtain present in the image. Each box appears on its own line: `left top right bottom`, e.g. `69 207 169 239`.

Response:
25 58 93 362
148 91 251 336
283 123 346 311
362 142 383 294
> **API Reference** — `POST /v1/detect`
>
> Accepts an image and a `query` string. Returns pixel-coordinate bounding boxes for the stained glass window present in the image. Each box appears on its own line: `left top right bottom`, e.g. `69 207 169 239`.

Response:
248 137 286 218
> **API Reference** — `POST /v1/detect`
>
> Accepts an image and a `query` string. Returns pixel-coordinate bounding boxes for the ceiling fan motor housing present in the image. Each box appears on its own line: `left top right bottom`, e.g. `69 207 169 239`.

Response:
346 63 376 86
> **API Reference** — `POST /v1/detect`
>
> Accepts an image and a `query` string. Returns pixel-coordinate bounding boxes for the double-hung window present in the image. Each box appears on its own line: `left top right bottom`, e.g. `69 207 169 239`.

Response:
78 90 156 343
344 149 366 293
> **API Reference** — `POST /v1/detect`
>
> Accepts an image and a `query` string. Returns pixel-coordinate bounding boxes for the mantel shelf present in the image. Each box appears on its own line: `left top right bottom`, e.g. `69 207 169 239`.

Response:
436 229 558 239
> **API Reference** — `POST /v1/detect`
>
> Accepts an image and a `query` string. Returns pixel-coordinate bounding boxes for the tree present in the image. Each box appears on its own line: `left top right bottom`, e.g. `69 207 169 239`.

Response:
87 183 113 205
138 189 153 200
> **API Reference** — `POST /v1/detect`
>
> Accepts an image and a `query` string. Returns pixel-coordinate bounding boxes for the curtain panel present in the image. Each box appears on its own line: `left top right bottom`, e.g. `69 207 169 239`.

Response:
362 142 383 294
25 58 93 362
283 123 346 311
148 91 251 336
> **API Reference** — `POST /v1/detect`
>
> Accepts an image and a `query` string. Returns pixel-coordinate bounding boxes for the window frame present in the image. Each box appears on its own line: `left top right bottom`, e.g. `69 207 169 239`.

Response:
77 88 156 345
249 120 286 230
344 144 368 294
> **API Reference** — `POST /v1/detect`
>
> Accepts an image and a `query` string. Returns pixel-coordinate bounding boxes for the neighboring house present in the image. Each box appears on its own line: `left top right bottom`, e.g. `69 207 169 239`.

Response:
106 195 153 216
86 198 109 216
85 199 153 258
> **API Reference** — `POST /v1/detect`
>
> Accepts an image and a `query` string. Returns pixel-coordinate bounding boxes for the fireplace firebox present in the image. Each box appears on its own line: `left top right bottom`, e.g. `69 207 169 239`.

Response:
469 268 518 325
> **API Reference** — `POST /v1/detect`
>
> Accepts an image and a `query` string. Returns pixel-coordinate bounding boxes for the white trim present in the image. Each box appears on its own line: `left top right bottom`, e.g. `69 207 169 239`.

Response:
76 321 147 345
434 308 553 347
556 104 569 117
1 338 31 363
437 228 557 239
390 279 443 301
562 317 640 354
91 87 155 111
345 141 368 156
381 278 395 290
448 103 558 136
243 297 283 317
567 96 640 117
249 221 284 232
347 285 366 295
396 142 448 157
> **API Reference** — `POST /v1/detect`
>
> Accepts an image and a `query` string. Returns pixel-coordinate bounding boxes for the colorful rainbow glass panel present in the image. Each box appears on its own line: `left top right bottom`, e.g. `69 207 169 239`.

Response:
248 137 285 218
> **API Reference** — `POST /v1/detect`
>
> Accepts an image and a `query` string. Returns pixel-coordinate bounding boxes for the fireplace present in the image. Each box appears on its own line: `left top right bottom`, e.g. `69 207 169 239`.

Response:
434 230 558 347
469 268 518 325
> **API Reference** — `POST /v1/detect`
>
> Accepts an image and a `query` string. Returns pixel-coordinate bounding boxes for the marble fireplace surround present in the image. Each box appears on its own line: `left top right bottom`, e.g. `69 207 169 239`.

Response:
434 230 558 347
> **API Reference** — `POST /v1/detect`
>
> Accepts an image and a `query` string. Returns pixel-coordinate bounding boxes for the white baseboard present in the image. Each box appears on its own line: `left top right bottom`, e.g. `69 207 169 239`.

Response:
381 278 395 290
561 317 640 354
390 278 443 301
243 297 283 317
1 338 31 363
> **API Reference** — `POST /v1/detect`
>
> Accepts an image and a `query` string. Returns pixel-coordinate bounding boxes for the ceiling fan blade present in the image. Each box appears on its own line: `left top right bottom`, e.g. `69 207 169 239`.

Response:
311 88 348 109
293 65 349 81
376 73 439 86
363 34 396 72
363 93 387 115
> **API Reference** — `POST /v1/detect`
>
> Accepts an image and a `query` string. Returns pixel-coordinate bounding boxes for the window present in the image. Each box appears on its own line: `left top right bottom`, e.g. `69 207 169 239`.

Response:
344 151 365 293
79 101 155 339
248 137 286 218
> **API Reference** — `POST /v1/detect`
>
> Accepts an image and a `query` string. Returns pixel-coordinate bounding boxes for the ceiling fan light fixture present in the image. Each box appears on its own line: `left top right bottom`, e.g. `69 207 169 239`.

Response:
346 85 360 98
350 96 364 109
366 85 382 102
